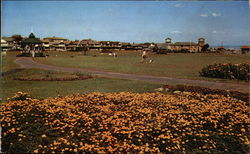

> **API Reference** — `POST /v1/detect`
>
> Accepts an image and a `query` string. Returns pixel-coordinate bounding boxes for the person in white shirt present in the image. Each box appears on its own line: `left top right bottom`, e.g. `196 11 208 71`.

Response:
141 50 147 63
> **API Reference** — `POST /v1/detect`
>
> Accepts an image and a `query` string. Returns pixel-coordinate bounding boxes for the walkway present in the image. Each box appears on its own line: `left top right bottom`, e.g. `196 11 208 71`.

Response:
15 57 249 93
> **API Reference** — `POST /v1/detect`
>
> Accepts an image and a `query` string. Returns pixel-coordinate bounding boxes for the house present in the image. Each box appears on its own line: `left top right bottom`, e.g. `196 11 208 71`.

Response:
2 37 15 45
171 42 200 52
121 43 144 51
80 39 96 46
41 39 50 50
66 41 82 51
241 46 250 54
43 36 68 43
217 46 225 52
53 42 67 51
1 39 12 51
121 42 133 50
43 36 68 51
79 39 99 50
99 41 122 50
157 38 206 53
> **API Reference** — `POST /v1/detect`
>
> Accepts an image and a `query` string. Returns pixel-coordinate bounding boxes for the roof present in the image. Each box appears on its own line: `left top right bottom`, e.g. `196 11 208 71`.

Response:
2 37 14 42
156 43 169 49
44 37 68 40
41 39 49 43
64 40 71 44
80 39 96 45
81 39 96 42
241 46 250 49
173 42 198 46
99 41 121 44
69 41 79 45
217 46 225 49
1 39 7 43
121 42 130 46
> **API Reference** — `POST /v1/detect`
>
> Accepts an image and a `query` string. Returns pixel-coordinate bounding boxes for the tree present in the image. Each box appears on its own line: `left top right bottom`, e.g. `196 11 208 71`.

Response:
28 33 36 39
11 34 23 44
83 44 89 55
21 33 42 52
201 44 209 52
153 44 159 53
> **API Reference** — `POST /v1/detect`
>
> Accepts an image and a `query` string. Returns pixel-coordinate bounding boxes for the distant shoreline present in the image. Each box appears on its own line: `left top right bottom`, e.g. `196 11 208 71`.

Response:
211 45 244 50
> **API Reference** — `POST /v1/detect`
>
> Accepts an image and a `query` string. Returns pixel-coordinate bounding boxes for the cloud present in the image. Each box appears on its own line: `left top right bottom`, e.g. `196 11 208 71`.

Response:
200 12 221 18
170 30 182 34
211 12 221 17
200 14 208 17
212 30 225 34
174 4 181 7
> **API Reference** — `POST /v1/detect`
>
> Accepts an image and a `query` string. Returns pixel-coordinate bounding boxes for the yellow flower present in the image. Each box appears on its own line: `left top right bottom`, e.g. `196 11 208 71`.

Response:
41 134 47 138
33 149 39 153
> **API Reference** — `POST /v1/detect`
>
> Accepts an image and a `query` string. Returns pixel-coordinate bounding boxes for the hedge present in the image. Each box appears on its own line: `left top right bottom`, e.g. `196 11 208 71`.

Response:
199 62 249 81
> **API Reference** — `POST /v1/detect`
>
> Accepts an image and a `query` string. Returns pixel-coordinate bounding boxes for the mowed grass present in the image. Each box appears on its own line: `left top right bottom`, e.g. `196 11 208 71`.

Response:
35 51 250 81
1 53 161 101
2 76 161 101
1 52 20 72
2 51 249 101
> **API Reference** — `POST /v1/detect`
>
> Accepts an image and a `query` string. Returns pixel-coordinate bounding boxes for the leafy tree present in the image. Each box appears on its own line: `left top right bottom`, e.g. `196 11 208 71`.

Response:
153 44 158 52
201 44 210 52
11 34 23 43
28 33 36 39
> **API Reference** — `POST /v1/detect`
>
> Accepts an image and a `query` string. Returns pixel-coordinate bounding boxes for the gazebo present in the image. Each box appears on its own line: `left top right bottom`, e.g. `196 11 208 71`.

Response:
240 46 250 54
21 33 42 53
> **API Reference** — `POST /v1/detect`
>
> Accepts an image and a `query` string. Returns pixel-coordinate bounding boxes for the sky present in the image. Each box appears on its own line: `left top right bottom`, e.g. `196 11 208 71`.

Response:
2 1 250 46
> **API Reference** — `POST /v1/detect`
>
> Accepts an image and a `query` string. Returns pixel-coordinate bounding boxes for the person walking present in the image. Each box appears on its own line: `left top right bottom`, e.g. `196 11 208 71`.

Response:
141 49 147 63
31 50 35 59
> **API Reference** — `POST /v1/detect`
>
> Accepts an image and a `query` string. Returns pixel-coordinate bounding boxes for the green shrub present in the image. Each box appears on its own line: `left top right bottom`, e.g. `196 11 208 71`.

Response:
199 63 249 81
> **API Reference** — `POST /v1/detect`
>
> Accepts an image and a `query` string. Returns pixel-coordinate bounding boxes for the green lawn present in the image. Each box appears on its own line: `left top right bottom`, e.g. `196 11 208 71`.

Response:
35 51 250 81
2 76 161 101
1 51 249 101
1 52 161 101
1 52 20 72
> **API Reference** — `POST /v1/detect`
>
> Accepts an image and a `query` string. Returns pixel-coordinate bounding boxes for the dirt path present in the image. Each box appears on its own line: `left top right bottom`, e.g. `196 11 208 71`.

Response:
15 57 249 93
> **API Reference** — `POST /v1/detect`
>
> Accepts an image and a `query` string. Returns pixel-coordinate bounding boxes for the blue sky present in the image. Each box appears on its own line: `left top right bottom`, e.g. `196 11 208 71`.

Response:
2 1 250 45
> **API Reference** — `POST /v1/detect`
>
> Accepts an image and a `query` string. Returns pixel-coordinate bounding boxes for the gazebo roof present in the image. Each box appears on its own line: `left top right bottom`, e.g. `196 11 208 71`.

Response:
217 46 225 49
241 46 250 49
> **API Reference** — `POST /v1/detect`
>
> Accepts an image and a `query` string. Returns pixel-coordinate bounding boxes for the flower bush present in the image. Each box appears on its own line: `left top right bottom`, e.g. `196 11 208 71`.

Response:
1 92 249 153
14 76 91 81
199 62 250 81
163 84 249 102
6 91 33 101
13 70 92 81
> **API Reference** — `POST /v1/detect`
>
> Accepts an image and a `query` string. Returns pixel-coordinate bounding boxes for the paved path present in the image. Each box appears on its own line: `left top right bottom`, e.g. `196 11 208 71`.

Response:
15 57 249 93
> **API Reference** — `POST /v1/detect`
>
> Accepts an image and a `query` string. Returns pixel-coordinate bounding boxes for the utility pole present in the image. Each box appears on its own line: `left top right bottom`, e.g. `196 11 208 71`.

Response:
189 40 191 52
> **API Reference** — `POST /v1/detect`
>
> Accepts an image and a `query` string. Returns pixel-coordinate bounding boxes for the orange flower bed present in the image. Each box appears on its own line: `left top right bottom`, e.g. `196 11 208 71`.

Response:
1 92 249 153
